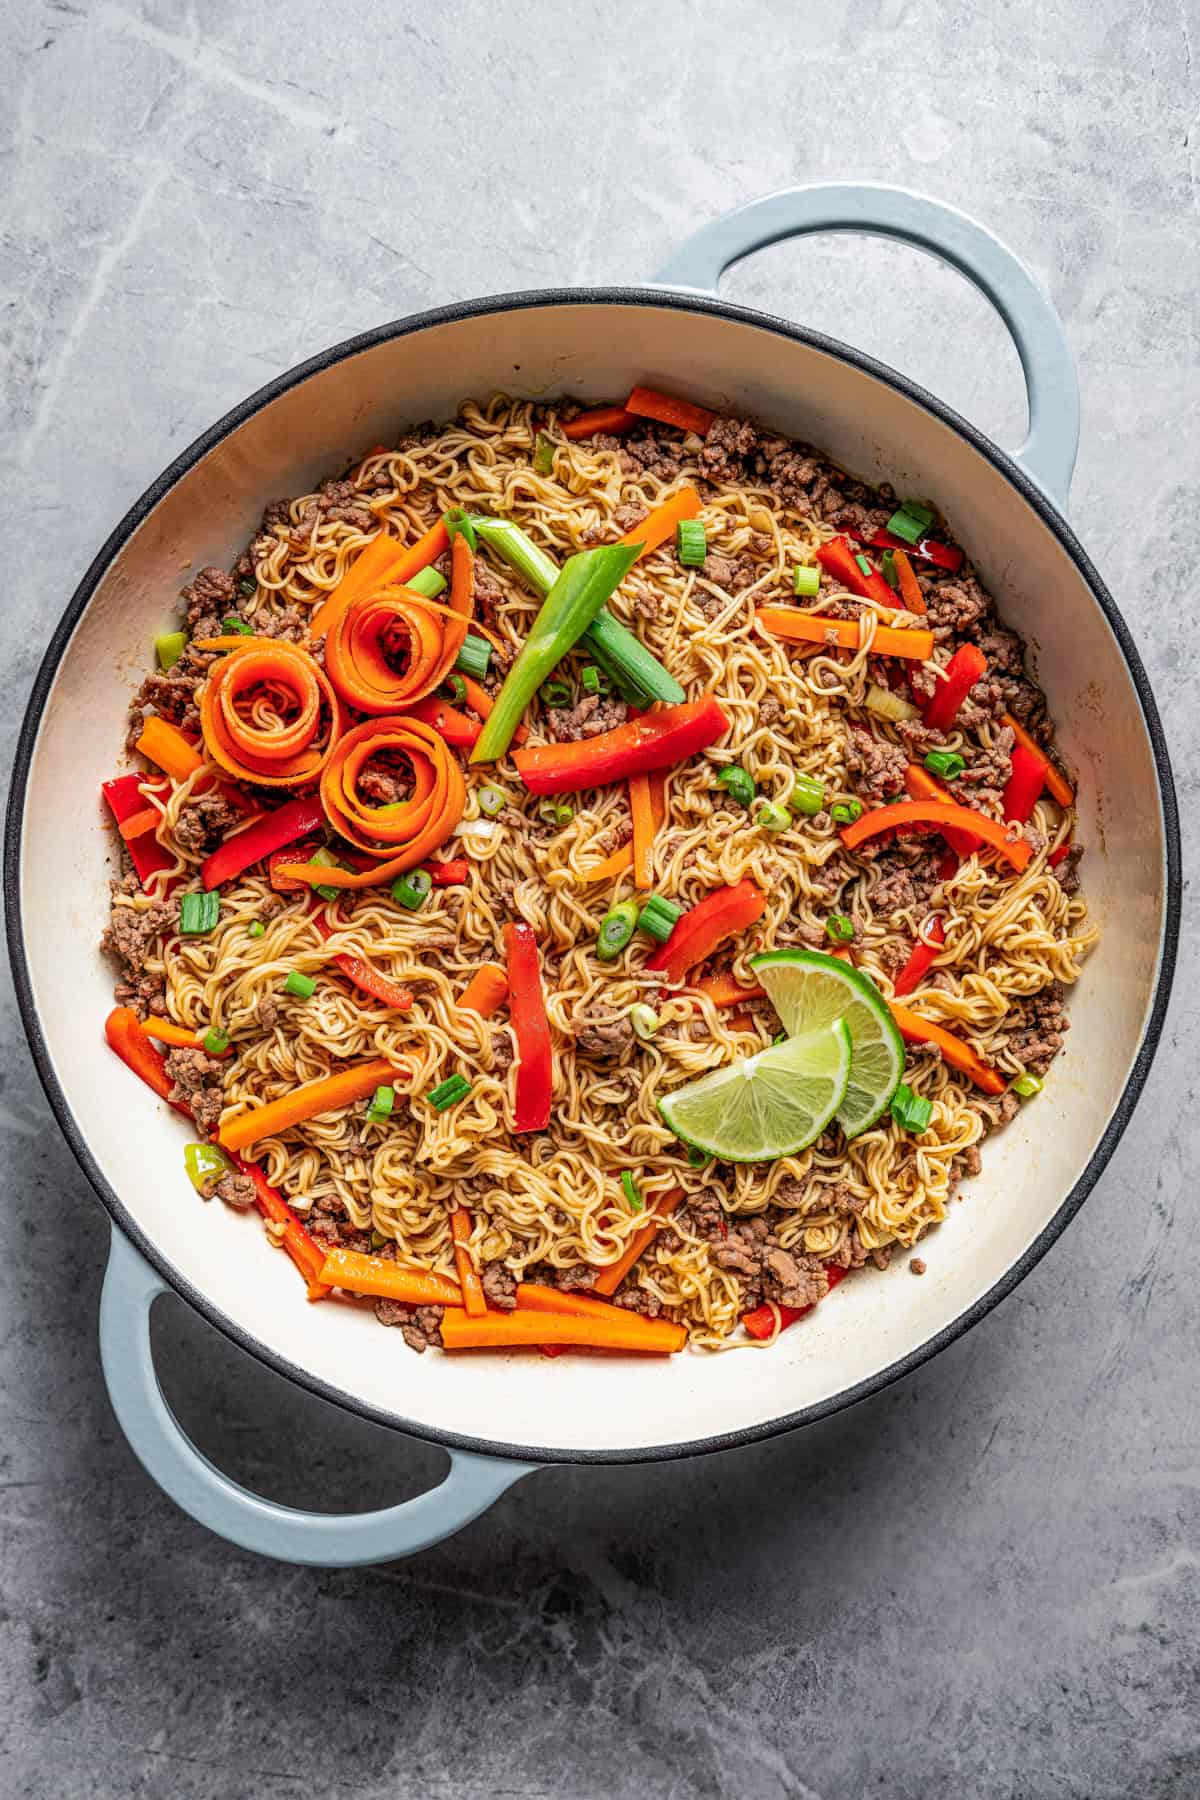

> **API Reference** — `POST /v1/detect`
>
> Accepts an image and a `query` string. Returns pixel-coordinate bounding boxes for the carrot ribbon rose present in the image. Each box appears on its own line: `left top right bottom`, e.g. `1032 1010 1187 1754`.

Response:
199 641 343 788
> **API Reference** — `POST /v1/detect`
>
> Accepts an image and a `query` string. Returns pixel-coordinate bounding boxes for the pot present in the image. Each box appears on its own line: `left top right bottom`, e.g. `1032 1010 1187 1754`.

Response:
5 184 1180 1565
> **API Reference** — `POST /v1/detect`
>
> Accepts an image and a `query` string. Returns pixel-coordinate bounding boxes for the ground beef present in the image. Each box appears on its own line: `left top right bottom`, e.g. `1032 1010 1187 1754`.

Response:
173 793 243 855
896 718 946 758
757 696 784 727
866 846 942 920
761 1246 828 1310
545 693 628 741
357 758 408 804
252 605 307 643
1002 981 1070 1076
180 566 236 632
677 1188 728 1244
830 1224 894 1273
1055 844 1084 895
910 1257 927 1276
923 575 990 641
612 1285 662 1318
620 428 685 481
702 552 758 593
315 476 376 531
473 561 506 629
257 996 281 1030
211 1172 257 1211
490 1029 514 1073
958 724 1015 810
988 1091 1021 1127
698 417 760 486
375 1300 444 1351
308 1195 371 1253
572 1008 635 1061
998 673 1052 744
126 658 209 746
845 725 908 801
164 1047 225 1135
101 896 179 1006
113 971 167 1017
481 1262 517 1311
613 502 647 534
777 917 826 949
956 674 1009 733
709 1211 830 1311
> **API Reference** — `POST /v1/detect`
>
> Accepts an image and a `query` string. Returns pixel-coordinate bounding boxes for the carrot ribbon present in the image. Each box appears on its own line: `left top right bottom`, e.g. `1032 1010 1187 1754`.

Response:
218 1057 399 1152
199 640 344 788
756 609 934 661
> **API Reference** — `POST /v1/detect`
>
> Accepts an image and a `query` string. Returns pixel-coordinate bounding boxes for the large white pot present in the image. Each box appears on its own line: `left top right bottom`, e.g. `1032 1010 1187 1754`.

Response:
4 187 1179 1565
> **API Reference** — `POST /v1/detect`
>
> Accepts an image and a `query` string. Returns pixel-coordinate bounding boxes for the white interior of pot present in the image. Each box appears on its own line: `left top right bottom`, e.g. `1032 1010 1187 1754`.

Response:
16 301 1167 1456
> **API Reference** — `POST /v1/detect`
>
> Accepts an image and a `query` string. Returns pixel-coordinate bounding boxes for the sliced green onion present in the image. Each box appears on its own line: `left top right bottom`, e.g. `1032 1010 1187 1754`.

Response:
621 1170 645 1214
716 765 755 807
687 1146 709 1167
596 900 639 961
221 616 254 636
155 630 187 671
247 920 266 939
901 500 935 529
540 800 575 827
583 609 685 706
202 1028 230 1056
540 678 572 709
629 1002 660 1041
756 801 791 834
580 663 604 694
407 564 447 600
454 633 492 679
305 844 344 904
444 673 468 703
825 913 855 944
392 869 432 911
830 800 863 826
637 894 682 942
370 1228 389 1250
924 749 965 780
1013 1073 1044 1098
881 549 899 589
183 1141 233 1195
865 681 920 723
773 1031 787 1046
284 970 316 1000
428 1073 472 1112
855 552 873 578
676 518 708 567
793 564 820 598
444 507 478 552
533 432 555 475
891 1083 933 1133
885 508 926 546
366 1084 395 1123
477 784 507 817
790 774 827 816
180 891 220 935
238 578 257 597
468 514 558 594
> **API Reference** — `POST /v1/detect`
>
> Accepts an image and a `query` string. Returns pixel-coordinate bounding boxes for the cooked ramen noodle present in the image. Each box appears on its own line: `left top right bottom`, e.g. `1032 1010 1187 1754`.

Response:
100 387 1096 1356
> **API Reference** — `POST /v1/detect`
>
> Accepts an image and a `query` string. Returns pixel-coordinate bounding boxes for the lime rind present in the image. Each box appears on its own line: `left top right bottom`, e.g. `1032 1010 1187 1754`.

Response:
751 947 905 1138
658 1017 852 1164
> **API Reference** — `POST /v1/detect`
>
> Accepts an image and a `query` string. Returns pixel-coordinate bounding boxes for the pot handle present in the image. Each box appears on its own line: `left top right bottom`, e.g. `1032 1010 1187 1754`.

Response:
98 1226 536 1566
655 183 1079 512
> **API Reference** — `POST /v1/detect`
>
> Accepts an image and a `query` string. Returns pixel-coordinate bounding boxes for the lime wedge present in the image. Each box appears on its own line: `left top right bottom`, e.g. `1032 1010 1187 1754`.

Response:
751 948 905 1138
658 1018 852 1163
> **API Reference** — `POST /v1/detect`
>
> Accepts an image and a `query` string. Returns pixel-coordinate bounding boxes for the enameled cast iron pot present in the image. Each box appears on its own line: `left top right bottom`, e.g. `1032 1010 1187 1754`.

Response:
5 185 1180 1565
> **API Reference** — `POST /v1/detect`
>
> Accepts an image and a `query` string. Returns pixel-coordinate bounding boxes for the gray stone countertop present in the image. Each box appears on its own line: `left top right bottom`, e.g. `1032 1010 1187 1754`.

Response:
1 2 1196 1795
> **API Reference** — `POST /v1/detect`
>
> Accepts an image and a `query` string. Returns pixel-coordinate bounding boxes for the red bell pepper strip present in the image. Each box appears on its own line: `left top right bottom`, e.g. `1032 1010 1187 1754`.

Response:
1002 712 1074 807
1002 742 1049 825
904 763 983 857
310 910 414 1011
742 1262 849 1340
104 1006 181 1105
867 527 964 572
512 696 728 796
562 406 637 440
101 776 176 890
892 918 946 998
201 796 326 892
936 849 960 883
815 535 897 609
504 922 553 1132
1048 841 1071 869
269 841 321 893
424 858 469 887
841 800 1031 871
922 643 987 732
645 879 768 985
407 693 482 750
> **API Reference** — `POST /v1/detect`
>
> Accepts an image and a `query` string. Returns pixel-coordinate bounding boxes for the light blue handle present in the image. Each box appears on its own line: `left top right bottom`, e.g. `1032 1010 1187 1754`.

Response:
655 183 1079 512
99 1227 536 1566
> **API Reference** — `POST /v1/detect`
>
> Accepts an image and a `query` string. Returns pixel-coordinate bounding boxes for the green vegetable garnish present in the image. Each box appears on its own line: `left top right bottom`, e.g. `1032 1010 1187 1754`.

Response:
202 1028 230 1055
156 630 187 671
637 894 682 942
924 749 965 780
1013 1073 1043 1098
392 869 432 911
477 784 507 817
716 765 755 807
183 1141 233 1195
621 1170 645 1213
366 1084 395 1123
247 920 266 939
180 891 220 935
676 518 707 567
533 432 555 475
596 900 639 961
428 1074 472 1112
629 1002 660 1041
825 914 855 944
793 565 820 598
756 801 791 833
890 1083 933 1133
540 679 573 709
455 633 492 679
284 970 316 1000
221 616 253 635
790 775 827 816
407 565 447 600
444 508 477 551
830 800 863 826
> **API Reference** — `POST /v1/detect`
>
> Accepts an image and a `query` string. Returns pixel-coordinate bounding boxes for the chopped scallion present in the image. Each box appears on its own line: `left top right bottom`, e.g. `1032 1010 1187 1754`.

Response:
596 900 639 961
637 894 681 942
1013 1073 1044 1098
238 578 257 597
428 1073 471 1112
406 565 447 600
924 749 965 780
830 799 863 826
366 1084 395 1123
902 500 935 529
687 1146 709 1167
793 565 820 598
444 508 477 551
180 891 220 935
825 914 855 944
676 518 708 567
444 673 468 703
221 616 253 636
855 552 873 578
540 800 574 827
790 774 827 816
891 1083 933 1133
621 1170 644 1214
629 1002 660 1041
391 869 432 911
477 784 507 817
284 970 316 1000
247 920 266 939
306 844 344 903
881 549 899 589
716 765 755 807
533 432 555 475
580 663 605 694
202 1027 229 1055
540 678 572 709
155 630 187 671
454 633 492 679
755 801 791 834
885 507 927 546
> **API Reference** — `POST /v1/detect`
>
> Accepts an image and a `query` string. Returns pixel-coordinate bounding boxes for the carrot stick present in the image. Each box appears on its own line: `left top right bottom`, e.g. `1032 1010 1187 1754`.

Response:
218 1057 399 1152
691 972 768 1009
135 715 204 783
625 385 715 438
515 1283 650 1322
580 770 669 884
891 549 927 615
450 1210 487 1317
459 963 509 1018
459 676 528 747
888 1002 1007 1095
142 1017 203 1049
1002 712 1075 807
755 609 935 661
439 1306 686 1354
318 1247 463 1307
620 485 703 562
726 1010 758 1032
562 406 637 440
117 805 161 842
629 771 655 890
591 1186 683 1297
309 521 450 640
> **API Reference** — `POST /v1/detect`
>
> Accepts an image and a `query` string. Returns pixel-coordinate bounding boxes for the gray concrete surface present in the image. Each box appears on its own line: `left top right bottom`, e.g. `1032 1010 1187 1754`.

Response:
1 2 1196 1795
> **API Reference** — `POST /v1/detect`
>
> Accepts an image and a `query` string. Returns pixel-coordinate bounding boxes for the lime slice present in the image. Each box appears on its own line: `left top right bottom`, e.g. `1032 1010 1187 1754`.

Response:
658 1018 852 1163
751 948 905 1138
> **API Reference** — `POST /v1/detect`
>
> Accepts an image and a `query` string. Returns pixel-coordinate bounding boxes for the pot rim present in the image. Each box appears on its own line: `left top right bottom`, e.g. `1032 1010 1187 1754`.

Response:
3 285 1181 1465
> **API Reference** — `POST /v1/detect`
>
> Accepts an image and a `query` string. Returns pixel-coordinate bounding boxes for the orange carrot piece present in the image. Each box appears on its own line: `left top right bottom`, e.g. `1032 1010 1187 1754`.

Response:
116 804 160 842
318 1247 463 1307
629 771 656 890
591 1186 683 1297
1002 712 1075 807
231 1154 331 1300
135 715 204 784
459 675 528 746
620 486 703 561
218 1057 399 1153
755 609 935 661
439 1306 686 1354
625 385 715 438
726 1010 759 1032
515 1283 650 1322
891 549 927 615
450 1210 487 1317
691 972 768 1009
888 1002 1007 1095
142 1017 203 1049
459 963 509 1018
580 770 669 884
309 521 450 640
562 406 637 440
